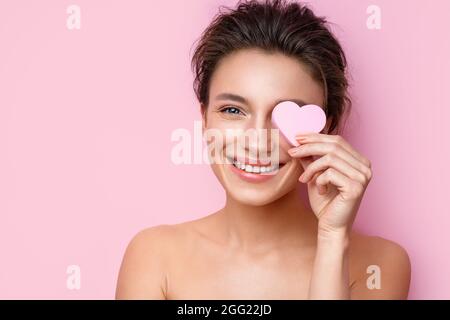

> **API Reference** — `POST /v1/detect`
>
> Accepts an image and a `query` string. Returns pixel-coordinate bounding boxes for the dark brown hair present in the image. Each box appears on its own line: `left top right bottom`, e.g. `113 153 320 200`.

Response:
191 0 351 134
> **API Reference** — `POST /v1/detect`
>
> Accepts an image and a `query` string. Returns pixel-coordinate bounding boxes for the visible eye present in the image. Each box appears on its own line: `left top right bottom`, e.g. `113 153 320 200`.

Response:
220 106 245 116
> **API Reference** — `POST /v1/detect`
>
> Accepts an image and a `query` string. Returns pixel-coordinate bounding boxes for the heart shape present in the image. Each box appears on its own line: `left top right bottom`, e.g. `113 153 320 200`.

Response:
271 101 327 146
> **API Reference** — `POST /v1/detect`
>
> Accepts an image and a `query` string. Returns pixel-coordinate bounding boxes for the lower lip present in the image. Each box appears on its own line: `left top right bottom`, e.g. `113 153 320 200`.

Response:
228 163 282 183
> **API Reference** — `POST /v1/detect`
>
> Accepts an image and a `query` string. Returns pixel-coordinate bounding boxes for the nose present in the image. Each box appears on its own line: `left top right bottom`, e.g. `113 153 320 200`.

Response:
241 109 278 162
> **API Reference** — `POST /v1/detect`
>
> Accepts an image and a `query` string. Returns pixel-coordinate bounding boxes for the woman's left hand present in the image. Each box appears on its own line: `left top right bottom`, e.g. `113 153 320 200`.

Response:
288 133 373 235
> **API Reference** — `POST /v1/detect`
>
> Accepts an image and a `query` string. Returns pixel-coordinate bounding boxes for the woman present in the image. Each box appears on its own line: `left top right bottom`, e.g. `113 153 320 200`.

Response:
116 0 411 299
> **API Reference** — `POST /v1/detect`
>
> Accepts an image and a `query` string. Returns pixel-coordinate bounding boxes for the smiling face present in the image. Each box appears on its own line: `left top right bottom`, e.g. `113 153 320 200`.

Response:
202 48 325 206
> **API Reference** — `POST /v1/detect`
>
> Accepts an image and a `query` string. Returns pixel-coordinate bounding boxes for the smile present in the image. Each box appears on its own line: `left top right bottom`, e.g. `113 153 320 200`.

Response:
231 160 280 174
226 155 287 183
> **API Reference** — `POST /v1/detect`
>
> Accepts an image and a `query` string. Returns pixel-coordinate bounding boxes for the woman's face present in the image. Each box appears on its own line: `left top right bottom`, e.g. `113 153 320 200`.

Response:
203 48 325 206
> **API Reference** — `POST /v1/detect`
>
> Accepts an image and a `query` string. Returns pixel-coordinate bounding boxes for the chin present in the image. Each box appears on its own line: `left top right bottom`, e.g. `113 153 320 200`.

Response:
227 188 287 206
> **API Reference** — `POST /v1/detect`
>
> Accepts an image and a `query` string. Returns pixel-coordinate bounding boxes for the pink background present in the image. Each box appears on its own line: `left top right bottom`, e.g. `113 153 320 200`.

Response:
1 0 449 299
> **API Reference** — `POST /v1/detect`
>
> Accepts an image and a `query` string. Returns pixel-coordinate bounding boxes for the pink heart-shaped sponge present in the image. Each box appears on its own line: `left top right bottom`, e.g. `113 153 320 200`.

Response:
271 101 327 146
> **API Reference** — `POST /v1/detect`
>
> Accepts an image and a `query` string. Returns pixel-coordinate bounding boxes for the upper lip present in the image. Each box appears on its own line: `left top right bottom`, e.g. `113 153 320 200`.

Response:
227 155 285 166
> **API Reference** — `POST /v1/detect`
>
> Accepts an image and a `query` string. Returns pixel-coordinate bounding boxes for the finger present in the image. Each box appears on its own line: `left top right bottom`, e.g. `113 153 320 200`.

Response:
288 142 372 181
302 168 325 186
295 133 371 168
298 157 321 182
315 168 364 201
299 153 368 185
297 156 314 182
297 155 314 171
317 180 328 195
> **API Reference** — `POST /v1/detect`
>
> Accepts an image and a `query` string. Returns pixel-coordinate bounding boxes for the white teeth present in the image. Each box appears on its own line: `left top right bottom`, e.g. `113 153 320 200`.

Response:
231 159 280 174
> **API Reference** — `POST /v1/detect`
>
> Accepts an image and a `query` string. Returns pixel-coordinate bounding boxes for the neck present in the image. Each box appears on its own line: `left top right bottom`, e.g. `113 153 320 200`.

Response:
218 184 318 252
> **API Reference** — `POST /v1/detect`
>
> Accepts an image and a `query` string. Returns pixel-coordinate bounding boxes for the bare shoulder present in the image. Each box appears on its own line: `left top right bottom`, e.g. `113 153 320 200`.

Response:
131 224 184 248
349 231 411 299
115 224 184 299
115 217 210 300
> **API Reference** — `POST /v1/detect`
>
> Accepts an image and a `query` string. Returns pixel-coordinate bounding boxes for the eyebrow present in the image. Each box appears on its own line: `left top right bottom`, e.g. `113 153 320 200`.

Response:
215 92 307 107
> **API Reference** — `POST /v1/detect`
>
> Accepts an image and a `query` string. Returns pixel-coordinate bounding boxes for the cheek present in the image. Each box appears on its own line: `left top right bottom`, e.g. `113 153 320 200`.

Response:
205 118 247 151
206 114 244 130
